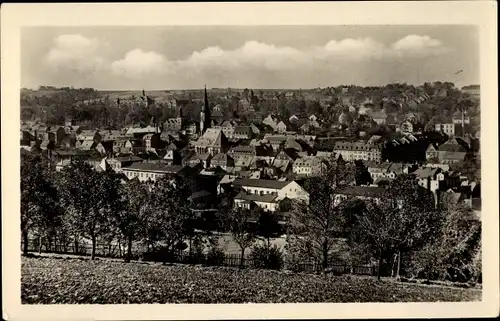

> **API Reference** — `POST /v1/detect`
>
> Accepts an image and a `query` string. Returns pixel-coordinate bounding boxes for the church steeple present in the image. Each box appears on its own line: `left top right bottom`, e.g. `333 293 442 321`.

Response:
200 85 211 134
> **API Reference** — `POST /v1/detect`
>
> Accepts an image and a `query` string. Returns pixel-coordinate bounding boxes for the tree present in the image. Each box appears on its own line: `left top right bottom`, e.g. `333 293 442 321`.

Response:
116 178 148 262
354 160 373 186
408 200 481 282
59 161 121 259
286 155 356 269
256 211 282 250
21 152 60 255
224 207 258 267
355 175 440 280
142 174 192 260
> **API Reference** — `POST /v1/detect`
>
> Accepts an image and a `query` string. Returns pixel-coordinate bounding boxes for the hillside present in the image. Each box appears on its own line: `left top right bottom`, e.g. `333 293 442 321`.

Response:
22 256 481 304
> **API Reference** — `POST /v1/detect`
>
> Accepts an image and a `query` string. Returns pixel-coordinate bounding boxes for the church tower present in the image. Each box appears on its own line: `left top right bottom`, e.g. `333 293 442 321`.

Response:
200 85 211 134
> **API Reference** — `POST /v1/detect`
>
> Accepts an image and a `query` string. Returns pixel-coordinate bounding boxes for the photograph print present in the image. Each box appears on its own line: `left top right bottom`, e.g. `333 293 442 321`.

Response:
19 23 483 305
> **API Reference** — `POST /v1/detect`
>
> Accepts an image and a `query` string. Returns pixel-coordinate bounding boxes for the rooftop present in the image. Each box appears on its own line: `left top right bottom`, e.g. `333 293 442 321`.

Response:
233 178 290 190
413 167 440 179
123 163 184 173
196 128 226 147
234 191 278 203
337 186 386 197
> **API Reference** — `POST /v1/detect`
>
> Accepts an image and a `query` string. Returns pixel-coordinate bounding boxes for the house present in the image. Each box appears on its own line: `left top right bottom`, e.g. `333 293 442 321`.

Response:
124 139 146 154
20 130 33 146
461 84 480 96
425 143 439 161
103 155 143 173
40 140 55 152
143 133 164 150
95 141 114 156
194 153 212 168
113 139 129 154
247 113 263 124
234 155 255 169
213 120 237 139
309 118 321 129
162 149 182 165
263 114 279 130
292 156 325 177
250 123 261 136
399 120 414 134
194 128 228 156
299 124 311 134
64 125 82 136
122 163 185 182
233 126 253 140
101 130 125 142
189 190 216 208
49 126 66 145
367 162 393 181
436 138 468 164
229 146 256 158
368 162 412 182
276 121 288 133
30 125 52 141
334 186 386 205
315 151 334 160
284 138 303 153
77 130 101 143
126 125 159 138
413 167 444 193
440 189 466 209
263 135 287 151
367 135 383 145
272 150 294 173
211 109 225 124
77 140 97 151
211 153 235 170
232 178 309 203
452 110 471 125
234 192 280 212
333 141 382 162
184 122 198 137
425 162 450 172
435 122 456 136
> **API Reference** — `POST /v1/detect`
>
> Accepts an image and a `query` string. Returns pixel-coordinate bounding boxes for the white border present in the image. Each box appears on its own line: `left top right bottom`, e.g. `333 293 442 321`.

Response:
2 2 498 320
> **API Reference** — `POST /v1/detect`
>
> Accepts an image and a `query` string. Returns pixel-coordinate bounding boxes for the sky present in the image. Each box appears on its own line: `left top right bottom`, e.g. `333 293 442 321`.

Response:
21 25 479 90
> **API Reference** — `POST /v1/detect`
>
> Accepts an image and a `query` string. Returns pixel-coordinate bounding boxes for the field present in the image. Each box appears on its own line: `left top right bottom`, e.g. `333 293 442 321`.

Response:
21 256 481 304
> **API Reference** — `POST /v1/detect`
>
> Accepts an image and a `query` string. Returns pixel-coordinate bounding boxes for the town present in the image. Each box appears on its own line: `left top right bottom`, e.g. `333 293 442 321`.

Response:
21 82 482 303
21 83 481 212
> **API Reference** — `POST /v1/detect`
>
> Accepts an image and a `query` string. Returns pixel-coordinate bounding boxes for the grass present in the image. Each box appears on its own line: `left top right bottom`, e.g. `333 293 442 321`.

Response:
21 256 481 304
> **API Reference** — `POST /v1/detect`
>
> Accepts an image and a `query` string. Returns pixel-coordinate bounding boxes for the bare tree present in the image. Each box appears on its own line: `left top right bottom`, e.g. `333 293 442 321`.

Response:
286 156 356 269
225 207 258 267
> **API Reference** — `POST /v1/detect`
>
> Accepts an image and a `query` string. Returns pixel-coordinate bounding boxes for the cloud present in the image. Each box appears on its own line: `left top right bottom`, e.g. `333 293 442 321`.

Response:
44 34 104 74
55 33 449 86
110 49 168 78
392 35 448 56
322 37 390 59
175 35 447 73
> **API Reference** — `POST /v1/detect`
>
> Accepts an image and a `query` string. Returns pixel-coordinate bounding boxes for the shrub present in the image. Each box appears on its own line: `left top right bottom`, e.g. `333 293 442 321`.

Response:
249 243 284 270
205 247 225 266
141 246 176 263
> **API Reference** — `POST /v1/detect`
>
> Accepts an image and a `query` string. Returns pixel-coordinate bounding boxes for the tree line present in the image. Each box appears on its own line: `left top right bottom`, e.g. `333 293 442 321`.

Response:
21 151 481 282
